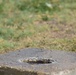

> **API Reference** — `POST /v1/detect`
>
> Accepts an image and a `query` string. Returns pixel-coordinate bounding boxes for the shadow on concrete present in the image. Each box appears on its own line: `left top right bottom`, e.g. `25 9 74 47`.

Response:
0 67 38 75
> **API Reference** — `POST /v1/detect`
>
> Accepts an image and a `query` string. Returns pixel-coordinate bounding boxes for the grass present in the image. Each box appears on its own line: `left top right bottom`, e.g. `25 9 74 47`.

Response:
0 0 76 53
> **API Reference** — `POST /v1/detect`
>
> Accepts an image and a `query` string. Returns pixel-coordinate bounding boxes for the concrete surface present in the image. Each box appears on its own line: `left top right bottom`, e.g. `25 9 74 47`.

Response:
0 48 76 75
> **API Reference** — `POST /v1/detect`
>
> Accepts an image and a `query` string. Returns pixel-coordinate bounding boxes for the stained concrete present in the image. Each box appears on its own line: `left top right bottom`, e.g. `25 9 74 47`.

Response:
0 48 76 75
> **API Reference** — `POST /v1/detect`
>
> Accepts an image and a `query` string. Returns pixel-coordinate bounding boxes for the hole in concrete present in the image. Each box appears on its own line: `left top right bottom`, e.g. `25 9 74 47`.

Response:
20 57 54 64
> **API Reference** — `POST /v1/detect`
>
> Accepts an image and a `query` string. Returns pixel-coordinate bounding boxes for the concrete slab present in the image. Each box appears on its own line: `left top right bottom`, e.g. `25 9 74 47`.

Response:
0 48 76 75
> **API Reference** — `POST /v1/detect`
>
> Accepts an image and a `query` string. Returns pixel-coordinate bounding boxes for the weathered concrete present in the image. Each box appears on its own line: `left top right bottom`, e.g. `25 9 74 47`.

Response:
0 48 76 75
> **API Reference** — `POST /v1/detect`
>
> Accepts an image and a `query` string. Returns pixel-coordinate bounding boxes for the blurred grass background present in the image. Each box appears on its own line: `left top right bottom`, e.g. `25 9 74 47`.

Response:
0 0 76 53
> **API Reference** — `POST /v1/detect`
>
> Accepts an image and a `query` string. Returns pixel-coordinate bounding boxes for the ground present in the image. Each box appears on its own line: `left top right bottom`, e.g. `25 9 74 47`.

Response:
0 0 76 53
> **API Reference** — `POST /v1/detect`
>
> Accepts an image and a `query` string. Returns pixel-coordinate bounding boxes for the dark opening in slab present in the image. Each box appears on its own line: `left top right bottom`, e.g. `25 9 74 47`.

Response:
20 57 54 64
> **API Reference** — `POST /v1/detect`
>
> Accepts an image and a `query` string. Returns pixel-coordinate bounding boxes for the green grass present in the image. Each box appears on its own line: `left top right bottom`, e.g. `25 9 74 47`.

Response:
0 0 76 53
